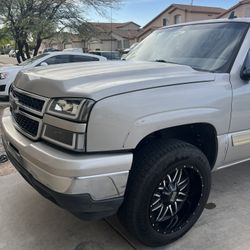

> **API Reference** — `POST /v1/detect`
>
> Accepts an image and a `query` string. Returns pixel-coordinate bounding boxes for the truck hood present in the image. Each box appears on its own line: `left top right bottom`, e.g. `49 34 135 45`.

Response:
14 61 215 100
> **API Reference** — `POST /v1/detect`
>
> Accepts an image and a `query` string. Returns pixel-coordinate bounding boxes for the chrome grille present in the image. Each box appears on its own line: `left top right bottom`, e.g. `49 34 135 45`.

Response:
10 86 49 140
12 88 45 112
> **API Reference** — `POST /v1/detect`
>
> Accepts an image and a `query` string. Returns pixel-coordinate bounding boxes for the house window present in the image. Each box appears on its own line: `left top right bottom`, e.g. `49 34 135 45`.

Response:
163 18 168 26
174 15 182 24
117 40 122 49
245 8 250 17
123 40 130 49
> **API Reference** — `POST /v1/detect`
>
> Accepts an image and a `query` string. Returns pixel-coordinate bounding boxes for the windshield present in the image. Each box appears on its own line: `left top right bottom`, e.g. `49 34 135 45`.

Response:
18 53 49 66
126 22 249 73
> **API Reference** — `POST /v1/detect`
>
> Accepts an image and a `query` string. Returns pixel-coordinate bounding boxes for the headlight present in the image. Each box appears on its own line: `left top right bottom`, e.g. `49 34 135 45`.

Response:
47 98 95 122
0 72 8 80
43 98 95 151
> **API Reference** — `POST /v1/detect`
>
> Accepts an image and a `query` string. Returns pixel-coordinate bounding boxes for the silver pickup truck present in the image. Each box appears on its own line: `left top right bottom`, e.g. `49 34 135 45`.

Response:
2 18 250 247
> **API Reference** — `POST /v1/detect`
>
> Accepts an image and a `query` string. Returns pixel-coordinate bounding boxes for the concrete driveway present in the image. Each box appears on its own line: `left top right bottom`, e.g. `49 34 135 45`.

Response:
1 156 250 250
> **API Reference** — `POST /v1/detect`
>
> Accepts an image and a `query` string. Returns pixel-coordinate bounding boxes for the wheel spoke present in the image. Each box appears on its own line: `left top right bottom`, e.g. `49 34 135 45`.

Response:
156 205 164 221
167 174 172 183
172 169 179 182
177 169 183 184
153 193 160 198
178 177 189 186
157 206 169 222
163 180 166 187
165 215 179 231
178 177 189 191
179 192 188 197
152 203 163 212
169 205 174 216
174 201 178 213
152 198 161 206
176 198 185 202
179 181 189 191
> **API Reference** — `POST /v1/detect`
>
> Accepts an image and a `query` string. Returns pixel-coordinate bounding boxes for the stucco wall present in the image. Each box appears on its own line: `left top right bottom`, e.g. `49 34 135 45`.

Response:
138 7 222 41
219 4 250 18
88 40 118 51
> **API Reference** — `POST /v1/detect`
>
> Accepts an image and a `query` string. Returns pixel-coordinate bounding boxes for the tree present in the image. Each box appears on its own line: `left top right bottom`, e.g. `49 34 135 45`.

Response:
0 27 14 49
0 0 119 61
69 22 99 51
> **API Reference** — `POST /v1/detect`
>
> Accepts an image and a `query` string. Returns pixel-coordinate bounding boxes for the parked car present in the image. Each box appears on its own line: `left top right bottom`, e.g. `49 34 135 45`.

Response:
89 50 121 60
63 48 83 53
0 52 107 97
121 43 139 60
122 43 139 56
3 18 250 247
43 48 61 53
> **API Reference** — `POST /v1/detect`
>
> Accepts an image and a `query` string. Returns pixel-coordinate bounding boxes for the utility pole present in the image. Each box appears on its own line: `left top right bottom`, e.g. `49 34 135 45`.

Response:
110 6 113 54
189 0 194 22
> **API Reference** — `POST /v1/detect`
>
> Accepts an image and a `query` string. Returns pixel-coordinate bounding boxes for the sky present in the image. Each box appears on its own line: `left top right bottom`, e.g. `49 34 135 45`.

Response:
88 0 240 27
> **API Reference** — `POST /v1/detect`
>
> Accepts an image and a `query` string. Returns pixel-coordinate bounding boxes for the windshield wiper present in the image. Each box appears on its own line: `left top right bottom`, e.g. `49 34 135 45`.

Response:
154 59 168 63
190 66 215 73
154 59 179 65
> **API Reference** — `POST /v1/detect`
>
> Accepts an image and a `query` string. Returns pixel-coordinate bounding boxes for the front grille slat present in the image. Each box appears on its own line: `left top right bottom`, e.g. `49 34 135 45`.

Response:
13 112 39 137
12 89 45 112
10 86 48 140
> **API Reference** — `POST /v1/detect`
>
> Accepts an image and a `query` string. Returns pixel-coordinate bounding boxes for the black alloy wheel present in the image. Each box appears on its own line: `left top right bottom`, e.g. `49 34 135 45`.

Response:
119 139 211 247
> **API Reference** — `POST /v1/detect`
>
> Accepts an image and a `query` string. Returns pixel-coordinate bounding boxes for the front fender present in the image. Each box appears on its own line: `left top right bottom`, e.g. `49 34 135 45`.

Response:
123 108 220 149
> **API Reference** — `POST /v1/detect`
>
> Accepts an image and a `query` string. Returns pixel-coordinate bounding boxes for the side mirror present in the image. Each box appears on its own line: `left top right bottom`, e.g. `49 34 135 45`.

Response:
241 50 250 81
40 62 48 66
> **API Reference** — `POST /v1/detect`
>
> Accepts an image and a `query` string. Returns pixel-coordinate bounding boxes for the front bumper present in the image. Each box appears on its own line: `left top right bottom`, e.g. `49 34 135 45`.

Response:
2 108 133 219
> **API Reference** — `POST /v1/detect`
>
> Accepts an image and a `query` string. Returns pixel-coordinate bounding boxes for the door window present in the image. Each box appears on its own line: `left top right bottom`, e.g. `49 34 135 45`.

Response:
44 55 71 65
71 55 99 62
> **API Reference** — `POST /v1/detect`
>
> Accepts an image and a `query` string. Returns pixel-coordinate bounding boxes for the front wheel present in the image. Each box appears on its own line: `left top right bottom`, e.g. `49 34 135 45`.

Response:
119 139 211 247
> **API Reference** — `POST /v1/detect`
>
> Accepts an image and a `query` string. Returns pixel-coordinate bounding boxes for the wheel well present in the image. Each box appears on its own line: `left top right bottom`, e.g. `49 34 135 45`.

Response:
134 123 218 169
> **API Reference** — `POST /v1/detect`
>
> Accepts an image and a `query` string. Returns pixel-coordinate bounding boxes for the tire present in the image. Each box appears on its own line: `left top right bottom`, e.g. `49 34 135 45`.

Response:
118 139 211 247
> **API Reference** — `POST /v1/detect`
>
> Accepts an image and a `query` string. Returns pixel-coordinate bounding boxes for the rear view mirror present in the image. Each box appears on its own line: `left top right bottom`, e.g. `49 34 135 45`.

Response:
241 50 250 81
40 62 48 67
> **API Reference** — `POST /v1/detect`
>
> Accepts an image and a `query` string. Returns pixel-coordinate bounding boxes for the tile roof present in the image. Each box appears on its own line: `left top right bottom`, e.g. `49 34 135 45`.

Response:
90 22 140 40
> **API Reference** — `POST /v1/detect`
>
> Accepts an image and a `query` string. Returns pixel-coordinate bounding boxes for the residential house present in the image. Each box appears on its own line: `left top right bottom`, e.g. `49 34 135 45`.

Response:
41 21 140 52
88 22 140 51
217 0 250 18
41 33 80 52
137 4 225 41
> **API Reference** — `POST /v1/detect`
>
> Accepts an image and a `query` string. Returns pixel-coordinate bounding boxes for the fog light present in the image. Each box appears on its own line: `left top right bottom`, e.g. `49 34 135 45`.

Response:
42 124 85 151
